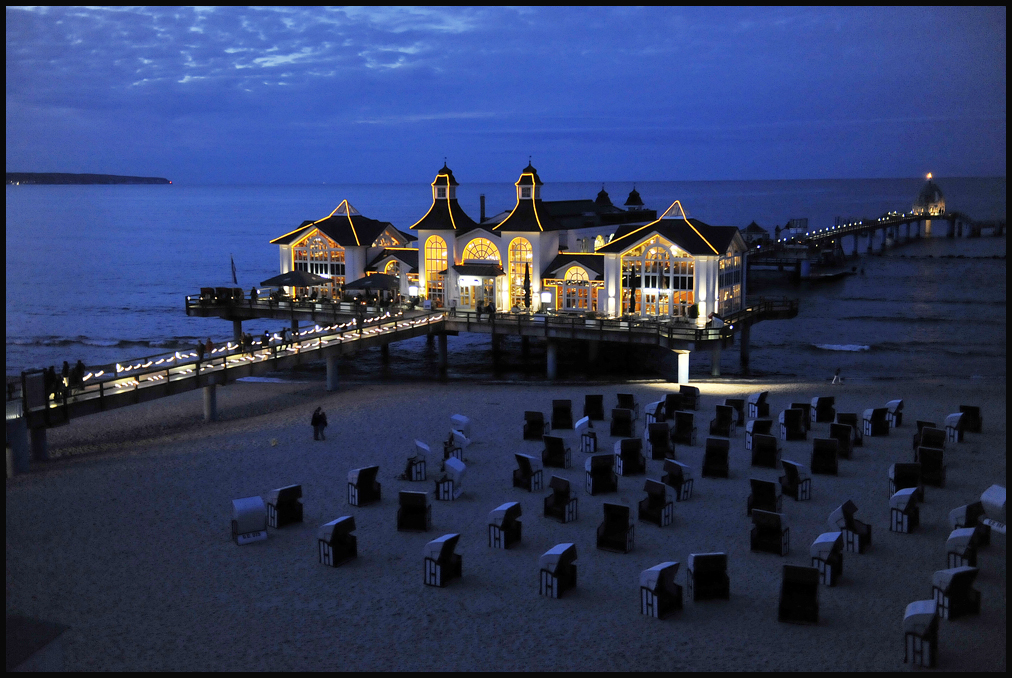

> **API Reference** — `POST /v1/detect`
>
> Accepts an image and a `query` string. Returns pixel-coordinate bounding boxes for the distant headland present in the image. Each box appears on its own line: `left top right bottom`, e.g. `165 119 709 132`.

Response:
7 172 171 185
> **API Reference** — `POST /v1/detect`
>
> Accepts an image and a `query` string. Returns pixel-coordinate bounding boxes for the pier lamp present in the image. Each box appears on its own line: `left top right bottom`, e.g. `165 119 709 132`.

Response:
409 285 418 297
541 291 552 304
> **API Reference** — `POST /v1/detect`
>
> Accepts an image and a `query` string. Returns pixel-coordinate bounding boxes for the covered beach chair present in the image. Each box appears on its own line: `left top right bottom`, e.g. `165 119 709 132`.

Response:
401 440 432 482
663 392 684 420
702 437 730 478
597 503 634 553
810 396 836 424
662 459 694 501
863 407 889 437
980 484 1006 531
542 435 572 469
435 457 466 501
750 509 789 556
886 399 904 427
789 402 812 433
575 416 597 453
949 501 990 547
488 501 522 549
646 422 673 460
551 399 574 430
903 600 939 667
397 491 431 532
913 423 944 451
945 527 979 568
779 459 812 501
709 404 737 437
810 532 843 586
915 446 946 488
231 496 268 545
266 484 303 529
539 543 578 598
828 422 854 460
640 562 683 618
679 385 700 410
751 433 780 469
779 408 806 441
318 516 356 567
644 400 666 426
423 533 462 587
610 408 635 438
584 394 605 421
443 428 470 464
829 500 872 553
672 411 698 446
450 413 472 439
836 412 863 446
747 478 782 516
944 412 965 443
810 438 839 476
523 410 549 440
747 391 770 419
347 465 381 506
778 565 819 624
890 487 920 533
745 418 774 451
931 566 981 620
687 552 730 601
544 475 578 523
958 405 982 433
724 398 745 426
614 438 646 476
585 454 618 495
616 393 640 419
889 462 923 501
513 453 544 492
639 479 674 528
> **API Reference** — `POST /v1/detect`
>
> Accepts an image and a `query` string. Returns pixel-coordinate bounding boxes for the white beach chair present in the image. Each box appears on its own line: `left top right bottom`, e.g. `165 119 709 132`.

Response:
487 501 522 549
539 543 578 598
450 414 471 439
809 531 843 586
640 561 682 618
574 415 597 453
946 527 978 568
944 412 964 443
890 487 919 533
436 457 466 501
903 600 938 667
231 496 267 545
885 399 903 427
317 516 356 567
423 534 462 587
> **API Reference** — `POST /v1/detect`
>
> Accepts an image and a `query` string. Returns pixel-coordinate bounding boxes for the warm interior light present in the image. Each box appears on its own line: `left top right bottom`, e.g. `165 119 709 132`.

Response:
540 291 552 303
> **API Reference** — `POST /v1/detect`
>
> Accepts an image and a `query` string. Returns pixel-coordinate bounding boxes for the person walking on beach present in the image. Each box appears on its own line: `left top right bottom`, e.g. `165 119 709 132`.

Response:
832 368 842 385
311 407 327 441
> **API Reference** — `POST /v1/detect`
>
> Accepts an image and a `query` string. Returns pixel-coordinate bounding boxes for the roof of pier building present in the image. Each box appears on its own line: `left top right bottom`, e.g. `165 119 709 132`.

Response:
409 164 480 232
366 247 419 274
596 200 745 256
271 200 408 248
913 178 945 214
542 253 606 279
492 163 565 233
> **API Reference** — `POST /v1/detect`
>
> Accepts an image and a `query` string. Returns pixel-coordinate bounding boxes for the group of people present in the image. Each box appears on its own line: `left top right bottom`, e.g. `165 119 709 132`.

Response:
474 301 496 322
43 360 87 399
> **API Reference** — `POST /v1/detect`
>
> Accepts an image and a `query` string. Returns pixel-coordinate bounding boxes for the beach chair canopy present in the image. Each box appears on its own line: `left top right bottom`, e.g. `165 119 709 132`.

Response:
887 399 903 415
616 438 642 454
232 496 267 534
424 533 461 561
414 439 432 460
266 484 302 507
890 487 918 511
584 395 604 418
810 531 843 559
553 399 572 413
317 515 355 543
544 435 566 451
450 414 471 437
946 527 977 553
903 600 938 635
444 456 466 484
747 419 774 435
540 543 577 573
515 453 542 473
575 416 591 432
752 509 787 530
663 458 691 479
783 564 820 586
640 561 680 592
921 428 946 448
781 459 810 478
399 490 429 508
644 478 669 501
489 502 522 527
348 465 379 486
688 552 726 573
548 475 571 494
617 393 637 409
750 478 780 499
451 429 470 448
603 502 630 524
525 410 545 423
949 502 985 530
931 566 978 593
829 500 859 530
663 392 683 415
959 405 982 431
586 454 614 472
980 484 1006 523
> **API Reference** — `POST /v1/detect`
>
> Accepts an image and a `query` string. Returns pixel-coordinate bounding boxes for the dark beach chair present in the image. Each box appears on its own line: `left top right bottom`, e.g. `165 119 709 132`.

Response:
931 566 981 620
523 410 549 440
903 600 939 667
836 412 863 446
863 407 889 437
747 391 770 419
948 501 990 547
231 496 267 545
671 411 697 446
347 465 381 507
912 421 939 450
513 453 544 492
400 440 430 481
725 398 745 426
585 454 618 496
488 502 522 549
810 396 836 424
810 532 843 586
944 412 966 443
751 509 789 556
663 392 683 420
828 422 853 460
640 562 683 618
318 516 357 567
575 416 598 453
596 503 634 553
945 527 979 568
790 402 812 432
679 385 700 411
810 438 839 476
886 399 904 428
639 479 674 528
779 459 812 501
423 533 462 587
396 491 431 532
644 399 666 426
890 487 920 533
687 552 730 601
709 404 736 437
915 446 946 488
539 543 578 598
745 418 774 450
916 426 946 452
614 438 646 476
829 500 872 553
616 393 640 419
958 405 982 433
646 422 673 460
552 399 574 430
610 408 635 437
889 462 924 501
584 394 605 421
702 437 730 478
266 484 303 528
747 478 782 516
751 433 780 469
778 565 819 624
661 458 693 501
435 457 466 501
544 475 578 523
779 408 806 441
542 435 572 469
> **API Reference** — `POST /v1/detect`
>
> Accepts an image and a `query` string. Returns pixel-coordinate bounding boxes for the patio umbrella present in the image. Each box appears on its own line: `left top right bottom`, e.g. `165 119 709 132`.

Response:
523 262 532 309
344 273 399 290
260 270 331 287
626 270 639 314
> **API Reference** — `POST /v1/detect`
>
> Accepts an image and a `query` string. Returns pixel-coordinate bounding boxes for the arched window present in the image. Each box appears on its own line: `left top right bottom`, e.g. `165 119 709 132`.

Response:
462 237 500 262
508 237 533 308
564 266 589 282
384 260 400 277
292 231 344 297
620 236 693 317
425 236 447 306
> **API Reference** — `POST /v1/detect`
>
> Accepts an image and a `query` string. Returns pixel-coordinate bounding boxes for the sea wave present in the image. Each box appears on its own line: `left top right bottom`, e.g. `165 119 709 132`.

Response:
813 343 871 352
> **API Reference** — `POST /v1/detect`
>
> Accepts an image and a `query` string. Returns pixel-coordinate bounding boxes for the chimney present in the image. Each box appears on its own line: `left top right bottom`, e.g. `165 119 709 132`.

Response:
480 194 486 222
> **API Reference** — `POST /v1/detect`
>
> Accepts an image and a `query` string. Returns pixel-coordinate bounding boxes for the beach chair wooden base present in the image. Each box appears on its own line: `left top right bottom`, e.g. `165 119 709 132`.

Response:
424 556 461 587
641 586 683 619
435 479 461 501
932 588 980 620
947 550 976 568
580 432 597 453
891 509 918 533
488 523 521 549
318 539 357 567
540 568 577 598
905 631 937 668
267 502 303 529
842 528 870 554
231 520 267 545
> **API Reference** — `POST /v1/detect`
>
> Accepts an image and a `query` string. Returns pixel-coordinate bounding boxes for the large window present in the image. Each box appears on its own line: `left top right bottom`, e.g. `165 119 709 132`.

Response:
620 236 694 318
562 266 592 311
718 253 743 315
425 236 447 306
462 237 500 262
292 232 344 297
508 237 533 308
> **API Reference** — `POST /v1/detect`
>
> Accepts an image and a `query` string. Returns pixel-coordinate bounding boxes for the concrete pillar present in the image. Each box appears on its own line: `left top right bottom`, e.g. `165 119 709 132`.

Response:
677 352 690 385
233 319 243 344
203 384 217 422
326 354 339 391
8 417 31 473
438 334 448 371
799 260 811 279
710 346 721 377
521 336 530 357
426 333 435 347
740 325 751 372
547 340 558 380
588 340 599 362
30 426 49 462
380 343 390 363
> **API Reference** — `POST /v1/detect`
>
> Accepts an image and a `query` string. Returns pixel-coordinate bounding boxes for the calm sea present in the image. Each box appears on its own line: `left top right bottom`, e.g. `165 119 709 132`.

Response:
5 178 1006 382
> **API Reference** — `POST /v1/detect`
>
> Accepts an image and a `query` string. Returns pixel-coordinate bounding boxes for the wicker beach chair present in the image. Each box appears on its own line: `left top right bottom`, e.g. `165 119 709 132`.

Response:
789 402 812 432
435 457 466 501
751 509 789 556
809 532 843 586
585 454 618 495
779 459 812 501
347 466 381 507
828 422 854 460
611 408 635 438
915 446 946 488
829 500 872 553
747 391 770 419
551 399 574 430
912 422 942 450
810 396 836 424
889 462 924 501
931 566 981 620
640 562 683 618
401 440 431 481
663 392 683 420
890 487 920 533
231 496 267 545
450 413 472 439
539 543 578 598
751 433 781 469
778 565 819 624
542 435 572 469
903 600 939 667
513 453 544 492
948 501 990 547
836 412 863 446
745 418 774 450
397 491 431 532
958 405 982 433
944 412 965 442
945 527 979 568
679 385 700 411
661 458 694 501
702 437 730 478
488 502 522 549
863 407 889 437
617 393 640 419
886 399 904 427
709 404 736 437
687 552 730 601
596 503 634 553
811 438 839 476
614 438 646 476
646 422 673 460
672 411 697 446
779 408 806 441
544 475 578 523
266 484 303 529
574 415 598 453
523 410 549 440
644 400 665 426
747 478 783 516
423 533 462 587
725 398 745 426
318 516 357 567
639 479 674 528
584 394 605 421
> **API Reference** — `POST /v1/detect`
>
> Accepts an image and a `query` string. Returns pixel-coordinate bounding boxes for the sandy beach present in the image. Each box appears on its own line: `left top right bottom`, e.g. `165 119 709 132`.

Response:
5 374 1006 671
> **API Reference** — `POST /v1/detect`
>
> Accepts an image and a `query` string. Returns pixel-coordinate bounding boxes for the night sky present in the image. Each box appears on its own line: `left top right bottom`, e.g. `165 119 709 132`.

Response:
6 6 1006 184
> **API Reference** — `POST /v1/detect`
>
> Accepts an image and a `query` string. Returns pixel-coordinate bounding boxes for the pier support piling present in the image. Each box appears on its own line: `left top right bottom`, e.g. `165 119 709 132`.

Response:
547 340 558 381
588 340 599 363
740 325 751 373
437 334 448 372
233 320 243 344
203 384 217 422
381 343 390 364
326 354 339 391
8 417 31 474
29 426 49 462
291 319 299 334
521 336 530 358
710 346 721 377
677 351 690 385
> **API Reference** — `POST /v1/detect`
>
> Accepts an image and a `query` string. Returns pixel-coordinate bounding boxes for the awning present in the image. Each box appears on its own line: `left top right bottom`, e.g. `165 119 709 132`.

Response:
261 270 331 287
344 273 400 290
441 263 505 277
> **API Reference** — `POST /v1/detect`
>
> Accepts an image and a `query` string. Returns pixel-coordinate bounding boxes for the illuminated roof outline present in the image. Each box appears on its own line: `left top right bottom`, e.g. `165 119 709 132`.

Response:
409 163 479 232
